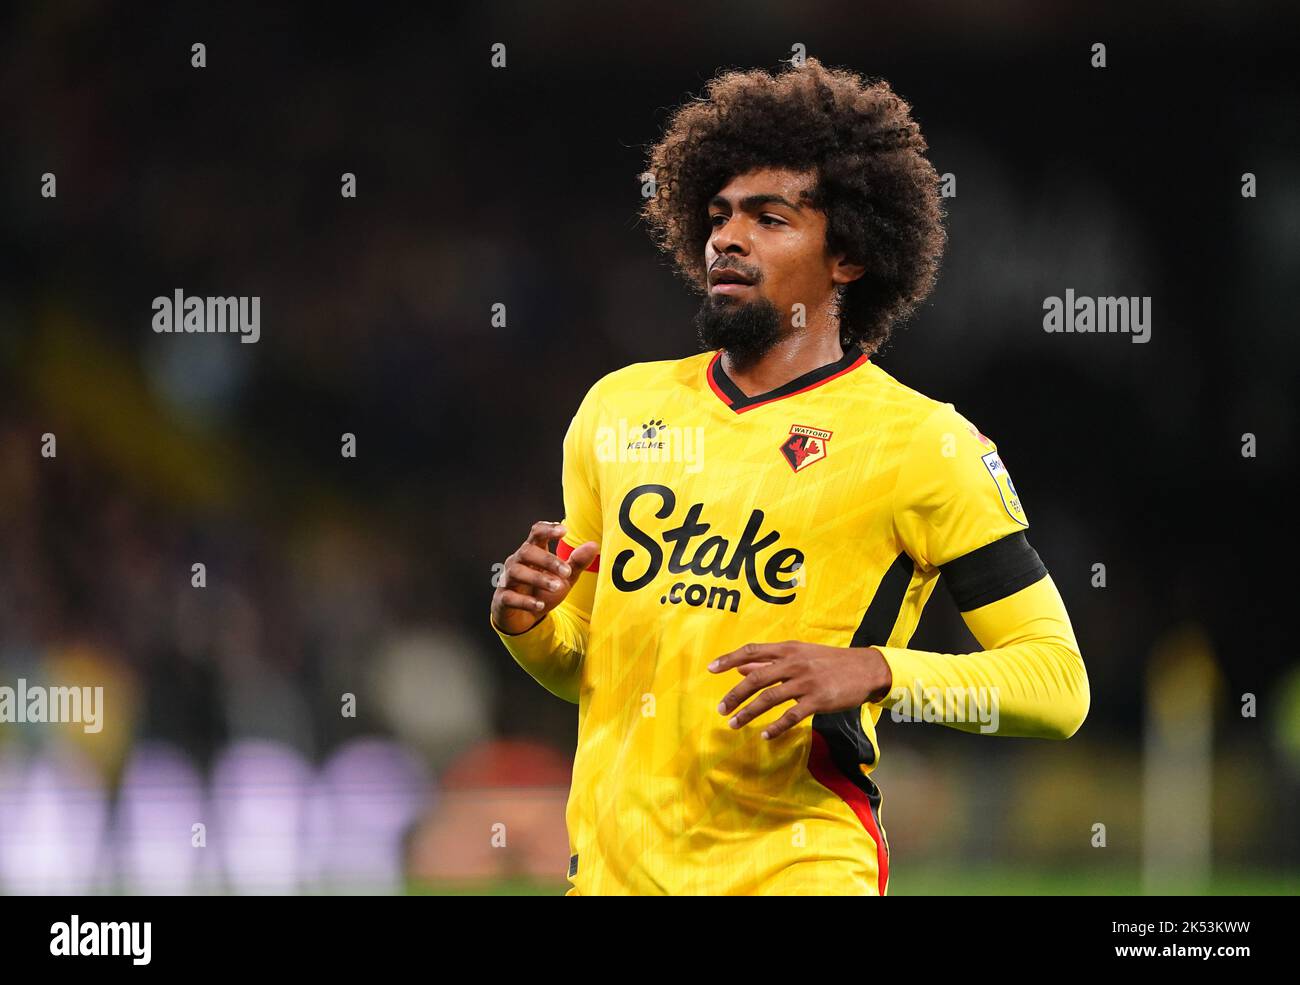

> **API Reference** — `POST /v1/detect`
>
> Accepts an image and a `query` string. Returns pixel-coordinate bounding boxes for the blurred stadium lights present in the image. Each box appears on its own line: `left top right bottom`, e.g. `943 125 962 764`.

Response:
0 737 438 895
304 737 432 893
0 745 110 894
116 741 207 894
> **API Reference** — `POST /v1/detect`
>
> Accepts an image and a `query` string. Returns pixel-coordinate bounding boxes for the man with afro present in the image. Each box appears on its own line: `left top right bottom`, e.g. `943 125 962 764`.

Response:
491 57 1089 896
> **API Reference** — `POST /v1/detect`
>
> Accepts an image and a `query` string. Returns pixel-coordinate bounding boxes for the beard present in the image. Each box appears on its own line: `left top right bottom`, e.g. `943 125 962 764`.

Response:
693 291 785 374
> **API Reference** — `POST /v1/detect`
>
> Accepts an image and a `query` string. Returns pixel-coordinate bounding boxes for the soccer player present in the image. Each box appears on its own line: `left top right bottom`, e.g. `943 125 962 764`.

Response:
489 57 1089 895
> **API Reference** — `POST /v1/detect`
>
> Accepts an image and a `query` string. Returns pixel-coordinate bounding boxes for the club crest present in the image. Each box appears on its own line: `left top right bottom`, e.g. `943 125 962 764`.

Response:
780 425 832 473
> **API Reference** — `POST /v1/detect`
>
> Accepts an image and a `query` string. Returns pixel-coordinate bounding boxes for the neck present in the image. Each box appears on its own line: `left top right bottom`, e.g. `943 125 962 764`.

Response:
722 330 846 398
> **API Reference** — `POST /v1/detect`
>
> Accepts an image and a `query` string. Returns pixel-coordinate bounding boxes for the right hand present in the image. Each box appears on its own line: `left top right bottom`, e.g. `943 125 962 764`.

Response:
490 520 599 635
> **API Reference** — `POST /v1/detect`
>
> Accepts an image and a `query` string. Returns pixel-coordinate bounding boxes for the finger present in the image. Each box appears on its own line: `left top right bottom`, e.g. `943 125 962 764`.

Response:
526 520 567 550
496 589 547 614
516 542 572 579
501 560 564 594
736 661 773 676
761 701 814 740
709 641 787 674
728 681 800 729
717 663 786 715
566 540 600 576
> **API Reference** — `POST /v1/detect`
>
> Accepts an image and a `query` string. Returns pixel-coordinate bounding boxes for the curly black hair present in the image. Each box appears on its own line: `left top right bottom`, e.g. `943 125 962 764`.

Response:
641 57 946 355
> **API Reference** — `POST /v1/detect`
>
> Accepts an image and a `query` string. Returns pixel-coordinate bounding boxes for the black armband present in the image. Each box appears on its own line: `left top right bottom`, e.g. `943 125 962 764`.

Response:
940 530 1047 612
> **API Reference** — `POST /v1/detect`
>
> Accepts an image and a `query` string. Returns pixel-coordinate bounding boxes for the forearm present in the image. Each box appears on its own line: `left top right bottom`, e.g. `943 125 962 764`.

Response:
875 575 1090 739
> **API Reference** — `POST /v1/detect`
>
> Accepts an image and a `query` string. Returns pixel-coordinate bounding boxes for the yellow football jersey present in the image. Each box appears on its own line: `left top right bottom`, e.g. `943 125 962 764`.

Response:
494 347 1089 895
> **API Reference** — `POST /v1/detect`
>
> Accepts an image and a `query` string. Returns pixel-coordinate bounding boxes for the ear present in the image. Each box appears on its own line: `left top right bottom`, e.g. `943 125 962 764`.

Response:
831 254 867 286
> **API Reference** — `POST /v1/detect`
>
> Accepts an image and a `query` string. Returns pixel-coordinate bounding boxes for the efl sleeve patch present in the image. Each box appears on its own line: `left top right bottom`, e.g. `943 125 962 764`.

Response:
981 450 1028 527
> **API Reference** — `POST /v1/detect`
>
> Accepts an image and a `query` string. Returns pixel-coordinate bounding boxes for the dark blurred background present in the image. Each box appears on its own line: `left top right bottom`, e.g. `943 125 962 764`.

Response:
1 1 1297 894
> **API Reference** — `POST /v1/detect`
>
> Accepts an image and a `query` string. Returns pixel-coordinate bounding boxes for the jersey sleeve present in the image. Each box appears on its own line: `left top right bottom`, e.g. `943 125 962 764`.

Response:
554 376 604 620
875 573 1090 739
491 598 590 703
881 403 1088 739
892 402 1031 573
491 377 604 703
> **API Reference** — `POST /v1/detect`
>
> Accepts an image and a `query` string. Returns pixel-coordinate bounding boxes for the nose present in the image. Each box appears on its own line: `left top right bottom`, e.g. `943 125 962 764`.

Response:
709 214 749 259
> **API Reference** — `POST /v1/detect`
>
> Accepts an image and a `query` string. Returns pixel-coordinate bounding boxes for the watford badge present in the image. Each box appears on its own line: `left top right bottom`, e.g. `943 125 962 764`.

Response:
780 425 832 473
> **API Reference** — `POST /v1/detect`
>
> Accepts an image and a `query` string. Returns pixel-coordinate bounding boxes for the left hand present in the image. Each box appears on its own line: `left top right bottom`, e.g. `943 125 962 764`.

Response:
709 641 893 740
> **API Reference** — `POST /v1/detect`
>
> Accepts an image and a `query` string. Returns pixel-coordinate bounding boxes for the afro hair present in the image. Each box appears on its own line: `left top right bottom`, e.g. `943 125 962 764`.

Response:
640 57 947 355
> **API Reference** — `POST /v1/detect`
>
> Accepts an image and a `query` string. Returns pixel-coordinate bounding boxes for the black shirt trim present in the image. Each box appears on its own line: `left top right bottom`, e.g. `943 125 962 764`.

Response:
707 347 868 413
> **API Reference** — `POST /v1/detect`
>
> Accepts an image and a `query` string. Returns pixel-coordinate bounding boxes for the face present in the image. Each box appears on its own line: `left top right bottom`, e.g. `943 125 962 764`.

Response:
693 166 863 369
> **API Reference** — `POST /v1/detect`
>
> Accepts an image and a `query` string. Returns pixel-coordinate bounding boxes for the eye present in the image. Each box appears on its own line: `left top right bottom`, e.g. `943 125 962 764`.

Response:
759 214 785 226
709 213 728 227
